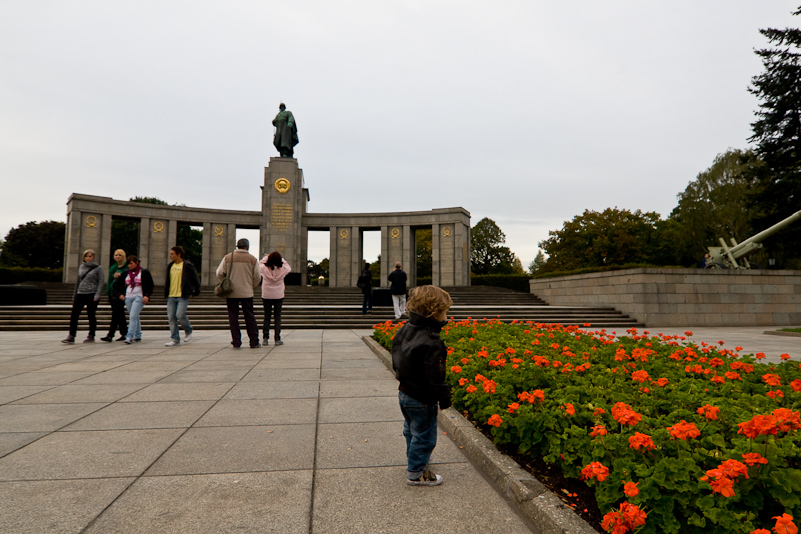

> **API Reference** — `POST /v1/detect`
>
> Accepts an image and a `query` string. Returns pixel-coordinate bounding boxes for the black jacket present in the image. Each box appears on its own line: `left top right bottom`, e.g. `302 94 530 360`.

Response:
388 269 407 295
164 260 201 298
357 268 372 296
112 268 154 299
391 312 451 408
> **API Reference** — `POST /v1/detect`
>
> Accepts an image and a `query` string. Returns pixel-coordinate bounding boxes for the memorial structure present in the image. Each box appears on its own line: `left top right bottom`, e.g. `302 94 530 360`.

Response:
63 157 471 288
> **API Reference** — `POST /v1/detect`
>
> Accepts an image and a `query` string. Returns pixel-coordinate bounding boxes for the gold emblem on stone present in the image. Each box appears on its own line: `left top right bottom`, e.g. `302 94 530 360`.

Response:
391 228 400 239
85 216 97 228
275 178 291 194
214 226 224 237
339 229 349 239
442 226 452 237
154 221 164 232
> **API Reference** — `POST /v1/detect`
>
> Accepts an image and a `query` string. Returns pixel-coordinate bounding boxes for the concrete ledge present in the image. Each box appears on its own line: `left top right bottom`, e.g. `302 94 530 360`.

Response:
764 330 801 338
362 335 598 534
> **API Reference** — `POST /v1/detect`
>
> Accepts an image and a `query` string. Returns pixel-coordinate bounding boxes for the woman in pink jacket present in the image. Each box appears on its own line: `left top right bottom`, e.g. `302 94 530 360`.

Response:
260 251 291 345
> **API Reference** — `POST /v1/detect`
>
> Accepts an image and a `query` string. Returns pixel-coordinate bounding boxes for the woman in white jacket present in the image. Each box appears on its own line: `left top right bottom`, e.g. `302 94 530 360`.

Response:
260 251 291 345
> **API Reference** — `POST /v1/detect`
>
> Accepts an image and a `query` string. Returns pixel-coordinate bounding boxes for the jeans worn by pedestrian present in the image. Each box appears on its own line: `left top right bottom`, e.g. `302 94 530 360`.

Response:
69 294 99 337
399 391 439 480
125 295 144 341
107 297 128 338
262 298 283 342
392 294 407 319
225 297 259 348
362 292 373 315
166 296 192 342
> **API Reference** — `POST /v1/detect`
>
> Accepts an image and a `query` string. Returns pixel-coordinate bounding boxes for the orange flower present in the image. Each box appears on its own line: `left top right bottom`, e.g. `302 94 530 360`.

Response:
460 357 469 364
580 461 609 482
487 414 503 427
628 432 655 451
518 389 545 404
667 420 700 441
623 481 639 497
791 379 801 392
593 407 607 417
564 403 576 416
741 452 768 466
631 370 650 383
656 377 669 387
708 476 736 497
763 373 782 387
767 390 785 399
507 402 520 414
601 502 647 534
781 353 792 361
450 365 462 374
458 377 468 386
474 374 487 382
590 425 607 437
751 529 771 534
612 402 642 426
724 371 742 381
465 385 477 393
773 408 801 432
773 513 798 534
482 379 497 394
697 404 720 420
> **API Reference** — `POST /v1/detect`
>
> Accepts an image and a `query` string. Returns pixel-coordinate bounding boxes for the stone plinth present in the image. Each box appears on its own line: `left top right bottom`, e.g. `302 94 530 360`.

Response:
261 158 307 281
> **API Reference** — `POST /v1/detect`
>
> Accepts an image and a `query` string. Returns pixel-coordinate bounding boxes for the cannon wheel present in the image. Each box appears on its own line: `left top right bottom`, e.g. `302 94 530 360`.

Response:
705 262 725 269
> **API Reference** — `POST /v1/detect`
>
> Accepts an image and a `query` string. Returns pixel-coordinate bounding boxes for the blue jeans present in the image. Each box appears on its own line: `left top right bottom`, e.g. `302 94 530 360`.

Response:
362 292 372 314
124 295 144 341
399 391 439 479
166 296 192 342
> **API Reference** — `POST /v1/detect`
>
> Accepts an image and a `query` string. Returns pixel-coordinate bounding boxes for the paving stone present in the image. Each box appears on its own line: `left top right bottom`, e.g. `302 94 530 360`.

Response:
0 432 47 457
146 424 316 475
194 398 318 427
158 369 251 383
83 471 312 534
0 478 134 534
120 382 235 402
223 381 319 400
0 385 53 404
0 402 107 432
320 368 393 381
318 396 402 424
240 368 320 382
0 371 99 386
63 400 215 431
11 384 146 404
319 379 398 398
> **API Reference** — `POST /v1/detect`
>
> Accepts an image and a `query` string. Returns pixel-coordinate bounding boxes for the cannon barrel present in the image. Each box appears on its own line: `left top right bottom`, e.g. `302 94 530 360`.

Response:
729 210 801 257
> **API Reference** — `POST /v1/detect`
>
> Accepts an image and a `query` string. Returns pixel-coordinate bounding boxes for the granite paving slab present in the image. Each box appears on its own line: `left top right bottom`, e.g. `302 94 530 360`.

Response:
82 471 313 534
0 371 100 386
0 432 47 457
0 385 53 404
0 478 135 534
63 400 216 431
11 383 146 404
194 398 318 427
319 379 398 398
254 358 322 369
321 368 393 381
146 424 316 475
240 368 320 382
0 402 107 432
0 429 184 480
223 381 319 400
72 370 178 385
120 382 235 402
311 464 534 534
157 369 251 383
318 396 403 424
321 358 387 369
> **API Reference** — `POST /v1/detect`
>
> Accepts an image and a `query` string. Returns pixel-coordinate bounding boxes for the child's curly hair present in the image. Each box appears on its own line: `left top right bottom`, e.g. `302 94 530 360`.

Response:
407 285 452 319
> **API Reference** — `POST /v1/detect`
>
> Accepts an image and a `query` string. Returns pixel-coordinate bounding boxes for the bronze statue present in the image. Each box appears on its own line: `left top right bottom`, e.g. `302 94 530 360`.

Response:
272 103 298 158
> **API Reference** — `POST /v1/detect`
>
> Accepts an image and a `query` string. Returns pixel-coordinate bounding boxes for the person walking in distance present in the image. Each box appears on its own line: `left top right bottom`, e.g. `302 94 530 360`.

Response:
116 255 153 344
259 251 291 345
100 249 128 342
216 239 262 349
62 249 105 343
388 262 408 320
391 285 453 486
164 246 201 347
357 262 373 315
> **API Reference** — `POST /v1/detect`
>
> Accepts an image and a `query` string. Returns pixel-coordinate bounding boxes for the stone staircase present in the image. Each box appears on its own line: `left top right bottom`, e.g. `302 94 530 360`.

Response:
0 284 641 331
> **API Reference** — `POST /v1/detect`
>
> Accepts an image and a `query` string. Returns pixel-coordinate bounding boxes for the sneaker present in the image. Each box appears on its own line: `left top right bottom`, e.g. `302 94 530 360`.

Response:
165 340 179 347
263 337 269 345
134 338 141 342
407 468 443 486
61 335 75 344
83 336 95 343
100 336 113 343
116 336 127 342
124 338 133 345
231 342 241 349
250 343 262 349
183 333 192 343
275 339 284 346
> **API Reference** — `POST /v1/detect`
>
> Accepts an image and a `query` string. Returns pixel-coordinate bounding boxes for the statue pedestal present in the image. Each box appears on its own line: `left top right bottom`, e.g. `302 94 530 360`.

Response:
261 158 308 284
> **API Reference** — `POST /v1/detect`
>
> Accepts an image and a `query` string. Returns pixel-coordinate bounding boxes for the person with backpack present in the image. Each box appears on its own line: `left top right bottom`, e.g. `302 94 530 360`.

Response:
357 262 373 315
62 249 105 343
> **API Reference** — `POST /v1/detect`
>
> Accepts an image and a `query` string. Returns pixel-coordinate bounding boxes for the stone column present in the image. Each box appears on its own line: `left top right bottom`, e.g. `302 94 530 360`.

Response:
100 214 112 267
439 223 456 287
201 222 212 286
335 227 352 287
262 157 304 279
380 226 389 286
432 223 440 287
139 218 150 267
403 225 414 287
209 223 229 279
328 226 338 286
351 226 361 287
454 222 469 286
148 219 169 285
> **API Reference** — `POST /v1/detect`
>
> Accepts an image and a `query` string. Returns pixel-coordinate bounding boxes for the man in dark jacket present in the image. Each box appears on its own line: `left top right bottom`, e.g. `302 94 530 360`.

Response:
388 262 407 319
164 246 201 346
391 285 453 486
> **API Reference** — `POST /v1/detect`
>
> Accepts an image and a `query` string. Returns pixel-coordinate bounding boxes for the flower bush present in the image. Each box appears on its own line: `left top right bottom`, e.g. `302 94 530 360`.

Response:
373 319 801 534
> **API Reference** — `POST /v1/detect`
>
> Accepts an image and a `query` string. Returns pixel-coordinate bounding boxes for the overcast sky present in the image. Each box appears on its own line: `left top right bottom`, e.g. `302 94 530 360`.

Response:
1 1 799 266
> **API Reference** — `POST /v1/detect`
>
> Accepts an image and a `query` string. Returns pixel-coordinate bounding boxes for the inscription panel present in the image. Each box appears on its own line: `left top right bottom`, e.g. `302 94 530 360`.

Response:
271 203 293 231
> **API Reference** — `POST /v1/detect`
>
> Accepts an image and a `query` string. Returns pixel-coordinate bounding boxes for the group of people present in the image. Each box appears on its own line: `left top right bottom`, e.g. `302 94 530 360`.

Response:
62 238 290 348
358 261 408 319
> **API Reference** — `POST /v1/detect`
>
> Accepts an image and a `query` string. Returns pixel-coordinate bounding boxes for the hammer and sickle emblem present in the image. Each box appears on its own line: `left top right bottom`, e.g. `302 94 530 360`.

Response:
153 221 164 233
214 226 224 237
390 228 400 239
339 229 349 239
274 178 291 194
442 226 452 237
85 216 97 228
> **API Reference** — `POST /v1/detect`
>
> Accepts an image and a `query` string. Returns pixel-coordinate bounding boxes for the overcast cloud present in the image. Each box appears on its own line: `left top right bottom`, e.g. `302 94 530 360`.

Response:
1 1 798 266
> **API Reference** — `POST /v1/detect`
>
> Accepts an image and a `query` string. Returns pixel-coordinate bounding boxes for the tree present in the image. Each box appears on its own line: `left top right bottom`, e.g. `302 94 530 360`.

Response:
528 251 546 275
747 8 801 267
416 229 432 278
307 258 329 281
538 208 682 272
671 149 762 265
0 221 66 268
176 224 202 267
131 196 169 205
471 217 516 274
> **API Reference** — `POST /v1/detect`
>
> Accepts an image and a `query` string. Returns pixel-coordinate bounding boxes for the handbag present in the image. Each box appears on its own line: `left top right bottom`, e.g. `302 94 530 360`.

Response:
214 252 235 297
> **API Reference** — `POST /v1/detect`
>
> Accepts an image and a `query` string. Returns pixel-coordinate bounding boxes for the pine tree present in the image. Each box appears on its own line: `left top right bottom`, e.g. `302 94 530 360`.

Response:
747 7 801 267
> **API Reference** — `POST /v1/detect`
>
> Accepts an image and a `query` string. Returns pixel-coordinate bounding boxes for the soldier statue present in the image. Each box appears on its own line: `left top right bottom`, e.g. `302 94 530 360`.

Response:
272 103 299 158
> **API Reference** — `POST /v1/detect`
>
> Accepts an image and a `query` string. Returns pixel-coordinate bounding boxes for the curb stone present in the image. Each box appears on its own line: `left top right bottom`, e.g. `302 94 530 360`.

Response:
362 335 599 534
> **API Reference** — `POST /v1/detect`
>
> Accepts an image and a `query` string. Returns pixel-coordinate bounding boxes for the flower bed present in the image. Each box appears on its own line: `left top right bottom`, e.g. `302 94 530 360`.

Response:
373 319 801 534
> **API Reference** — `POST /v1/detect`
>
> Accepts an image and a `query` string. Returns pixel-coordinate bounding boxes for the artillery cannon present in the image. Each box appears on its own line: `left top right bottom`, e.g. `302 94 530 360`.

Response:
705 210 801 269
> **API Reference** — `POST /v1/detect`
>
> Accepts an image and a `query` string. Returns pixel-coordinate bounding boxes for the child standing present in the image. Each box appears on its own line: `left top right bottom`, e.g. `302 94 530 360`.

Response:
391 285 453 486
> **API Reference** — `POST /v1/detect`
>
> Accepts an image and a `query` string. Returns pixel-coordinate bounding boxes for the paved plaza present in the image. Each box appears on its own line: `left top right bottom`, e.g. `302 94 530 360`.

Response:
0 326 798 534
